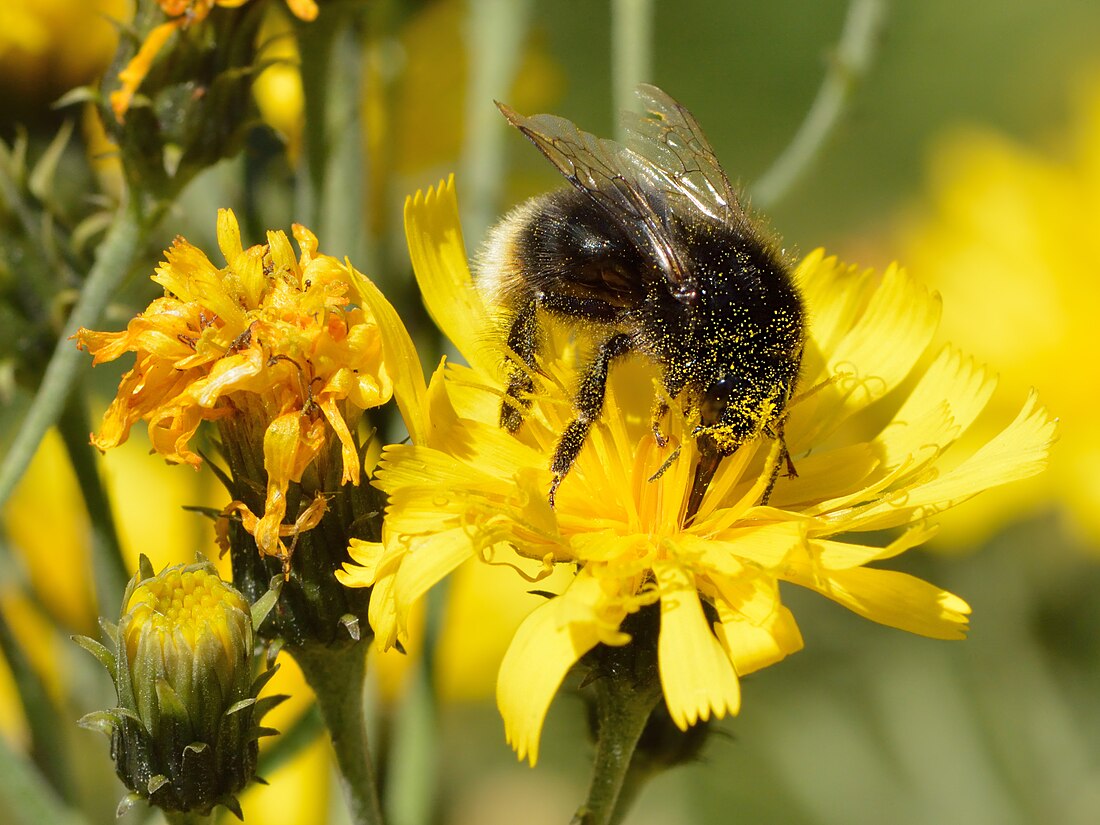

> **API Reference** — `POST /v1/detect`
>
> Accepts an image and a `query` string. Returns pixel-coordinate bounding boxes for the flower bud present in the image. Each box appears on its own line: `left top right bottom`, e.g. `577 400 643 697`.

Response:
76 557 284 817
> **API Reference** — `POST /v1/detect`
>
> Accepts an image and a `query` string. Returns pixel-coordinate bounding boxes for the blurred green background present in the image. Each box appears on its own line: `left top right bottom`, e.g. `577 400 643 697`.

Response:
2 1 1099 823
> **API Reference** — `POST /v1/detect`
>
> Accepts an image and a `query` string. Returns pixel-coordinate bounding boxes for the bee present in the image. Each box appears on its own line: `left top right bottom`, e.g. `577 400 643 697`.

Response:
479 85 805 515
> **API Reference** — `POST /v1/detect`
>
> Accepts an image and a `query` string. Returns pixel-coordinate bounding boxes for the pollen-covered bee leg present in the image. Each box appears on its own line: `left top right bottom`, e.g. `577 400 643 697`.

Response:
548 332 633 506
500 299 540 432
651 399 669 446
651 371 687 447
760 429 795 505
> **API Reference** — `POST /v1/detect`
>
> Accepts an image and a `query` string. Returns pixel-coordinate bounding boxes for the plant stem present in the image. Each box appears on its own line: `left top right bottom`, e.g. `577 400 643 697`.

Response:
611 0 654 136
291 643 385 825
573 671 663 825
751 0 887 209
461 0 533 246
57 391 130 611
0 199 150 508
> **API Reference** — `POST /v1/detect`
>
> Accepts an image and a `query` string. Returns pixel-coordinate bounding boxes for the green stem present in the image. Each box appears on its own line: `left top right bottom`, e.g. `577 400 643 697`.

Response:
611 0 654 136
57 391 130 612
0 603 75 805
574 672 663 825
291 643 385 825
460 0 533 246
751 0 887 209
0 198 151 508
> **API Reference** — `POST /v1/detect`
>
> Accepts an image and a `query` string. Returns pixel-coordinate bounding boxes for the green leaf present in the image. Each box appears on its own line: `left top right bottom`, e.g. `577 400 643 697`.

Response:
52 86 100 110
249 579 282 630
27 120 74 203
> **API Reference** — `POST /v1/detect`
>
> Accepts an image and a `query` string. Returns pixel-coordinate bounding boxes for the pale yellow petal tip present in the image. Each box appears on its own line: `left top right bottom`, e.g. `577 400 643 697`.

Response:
506 727 541 767
403 173 457 228
216 208 243 263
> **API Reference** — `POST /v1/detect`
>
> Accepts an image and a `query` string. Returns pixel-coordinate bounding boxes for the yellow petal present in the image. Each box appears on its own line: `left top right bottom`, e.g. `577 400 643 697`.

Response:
653 558 740 729
285 0 319 21
403 175 499 376
853 390 1056 531
796 261 941 446
110 20 180 121
255 412 302 557
349 267 430 445
716 602 803 677
392 528 479 631
367 570 402 650
874 346 996 470
784 562 971 640
216 208 243 264
497 572 614 765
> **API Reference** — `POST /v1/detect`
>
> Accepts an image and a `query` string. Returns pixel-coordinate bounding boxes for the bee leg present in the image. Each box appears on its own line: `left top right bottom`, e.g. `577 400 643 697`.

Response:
501 299 540 432
651 399 669 446
549 332 633 506
651 372 687 447
760 430 794 505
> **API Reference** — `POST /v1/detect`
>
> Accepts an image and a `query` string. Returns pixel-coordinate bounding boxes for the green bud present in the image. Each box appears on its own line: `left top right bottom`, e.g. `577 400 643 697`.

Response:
77 557 284 818
99 2 268 199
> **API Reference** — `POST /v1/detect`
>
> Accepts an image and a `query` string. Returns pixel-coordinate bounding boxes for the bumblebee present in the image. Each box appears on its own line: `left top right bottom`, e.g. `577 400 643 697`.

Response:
479 85 805 514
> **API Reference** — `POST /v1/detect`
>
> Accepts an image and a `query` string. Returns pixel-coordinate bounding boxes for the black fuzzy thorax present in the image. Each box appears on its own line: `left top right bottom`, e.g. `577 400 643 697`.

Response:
498 188 804 446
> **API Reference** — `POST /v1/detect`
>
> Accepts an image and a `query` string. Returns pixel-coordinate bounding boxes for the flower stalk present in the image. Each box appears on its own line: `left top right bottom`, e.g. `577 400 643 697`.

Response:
291 644 385 825
0 197 149 508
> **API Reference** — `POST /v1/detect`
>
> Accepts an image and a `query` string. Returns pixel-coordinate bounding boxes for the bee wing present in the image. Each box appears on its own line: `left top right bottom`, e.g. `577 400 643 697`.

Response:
623 84 751 233
497 102 694 295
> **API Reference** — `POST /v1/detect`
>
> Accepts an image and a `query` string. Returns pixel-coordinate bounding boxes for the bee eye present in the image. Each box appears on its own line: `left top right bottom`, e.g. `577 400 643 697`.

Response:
700 374 738 424
709 374 737 403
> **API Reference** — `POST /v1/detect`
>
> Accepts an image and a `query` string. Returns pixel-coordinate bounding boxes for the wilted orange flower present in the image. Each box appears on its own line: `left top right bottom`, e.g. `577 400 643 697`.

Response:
111 0 319 121
76 209 393 563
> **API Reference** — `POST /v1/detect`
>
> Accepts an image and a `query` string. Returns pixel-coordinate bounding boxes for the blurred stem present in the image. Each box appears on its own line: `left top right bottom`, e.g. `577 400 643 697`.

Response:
611 0 654 135
461 0 533 246
0 734 87 825
57 390 129 611
296 5 365 262
0 605 75 805
574 672 663 825
751 0 887 209
295 9 340 229
291 643 385 825
382 583 446 825
0 197 155 508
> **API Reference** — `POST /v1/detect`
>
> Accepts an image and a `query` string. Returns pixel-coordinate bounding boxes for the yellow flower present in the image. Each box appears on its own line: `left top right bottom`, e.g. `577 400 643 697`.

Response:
76 209 394 564
339 176 1055 766
111 0 318 121
0 0 123 105
900 76 1100 545
253 6 305 163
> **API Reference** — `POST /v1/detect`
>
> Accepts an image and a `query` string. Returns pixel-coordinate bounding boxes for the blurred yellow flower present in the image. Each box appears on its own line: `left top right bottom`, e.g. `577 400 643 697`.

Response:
253 6 305 162
111 0 318 121
901 78 1099 545
340 177 1056 765
0 0 124 105
76 209 394 566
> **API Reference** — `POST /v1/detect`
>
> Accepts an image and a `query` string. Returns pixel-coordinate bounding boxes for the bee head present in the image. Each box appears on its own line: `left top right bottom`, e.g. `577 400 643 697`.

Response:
693 367 795 457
